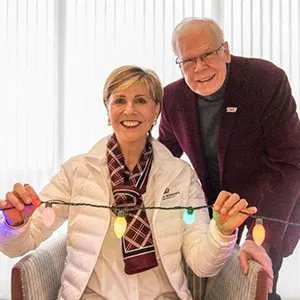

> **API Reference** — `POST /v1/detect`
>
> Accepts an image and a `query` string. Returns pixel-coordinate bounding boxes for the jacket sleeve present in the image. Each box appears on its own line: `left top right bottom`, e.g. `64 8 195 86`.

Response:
182 171 237 277
0 156 81 258
158 88 184 158
243 70 300 251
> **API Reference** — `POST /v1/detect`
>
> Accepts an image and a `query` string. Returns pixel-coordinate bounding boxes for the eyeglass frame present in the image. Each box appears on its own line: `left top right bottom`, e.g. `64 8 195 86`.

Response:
175 42 225 69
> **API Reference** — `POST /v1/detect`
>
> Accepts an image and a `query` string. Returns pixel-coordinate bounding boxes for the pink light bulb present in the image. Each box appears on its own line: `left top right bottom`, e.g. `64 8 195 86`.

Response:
42 204 56 228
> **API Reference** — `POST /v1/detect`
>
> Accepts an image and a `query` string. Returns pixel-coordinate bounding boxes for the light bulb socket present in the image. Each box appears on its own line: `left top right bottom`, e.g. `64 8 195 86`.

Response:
117 210 125 217
255 218 263 225
187 208 194 215
45 202 53 208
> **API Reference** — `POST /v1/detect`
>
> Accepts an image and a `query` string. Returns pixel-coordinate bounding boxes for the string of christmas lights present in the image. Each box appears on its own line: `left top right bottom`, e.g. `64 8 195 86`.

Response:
1 199 298 225
1 199 300 246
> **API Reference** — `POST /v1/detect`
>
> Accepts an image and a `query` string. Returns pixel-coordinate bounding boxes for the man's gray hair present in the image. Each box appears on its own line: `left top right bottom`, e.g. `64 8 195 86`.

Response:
172 17 224 56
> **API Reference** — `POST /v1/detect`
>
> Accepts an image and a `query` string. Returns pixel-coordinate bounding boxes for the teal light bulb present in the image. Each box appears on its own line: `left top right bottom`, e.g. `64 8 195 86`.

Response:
183 209 195 225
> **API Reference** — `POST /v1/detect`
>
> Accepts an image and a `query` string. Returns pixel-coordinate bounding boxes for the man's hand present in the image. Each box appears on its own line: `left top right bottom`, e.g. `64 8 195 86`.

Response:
238 240 273 293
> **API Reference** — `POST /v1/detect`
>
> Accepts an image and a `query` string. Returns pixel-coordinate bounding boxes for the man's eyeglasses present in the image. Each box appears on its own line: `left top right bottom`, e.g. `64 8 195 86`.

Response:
175 42 225 70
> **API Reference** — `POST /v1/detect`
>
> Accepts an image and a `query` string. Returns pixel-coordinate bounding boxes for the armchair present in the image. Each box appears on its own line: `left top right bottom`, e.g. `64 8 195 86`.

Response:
11 234 268 300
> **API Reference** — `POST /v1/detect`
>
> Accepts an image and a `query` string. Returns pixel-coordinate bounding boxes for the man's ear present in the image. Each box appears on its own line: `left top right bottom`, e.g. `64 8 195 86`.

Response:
223 41 231 63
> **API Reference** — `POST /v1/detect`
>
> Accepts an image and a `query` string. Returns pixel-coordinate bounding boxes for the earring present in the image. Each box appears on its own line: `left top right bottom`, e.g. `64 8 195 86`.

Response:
152 119 157 126
108 118 111 126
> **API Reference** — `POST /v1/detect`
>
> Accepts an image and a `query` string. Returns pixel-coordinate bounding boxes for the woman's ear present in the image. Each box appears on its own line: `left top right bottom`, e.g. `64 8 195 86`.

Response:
155 102 161 117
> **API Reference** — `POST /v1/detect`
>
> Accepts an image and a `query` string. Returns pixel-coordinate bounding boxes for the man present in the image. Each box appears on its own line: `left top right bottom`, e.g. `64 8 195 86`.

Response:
158 18 300 300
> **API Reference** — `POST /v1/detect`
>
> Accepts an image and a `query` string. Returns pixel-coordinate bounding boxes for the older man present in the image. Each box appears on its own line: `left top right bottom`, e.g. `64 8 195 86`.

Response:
158 18 300 300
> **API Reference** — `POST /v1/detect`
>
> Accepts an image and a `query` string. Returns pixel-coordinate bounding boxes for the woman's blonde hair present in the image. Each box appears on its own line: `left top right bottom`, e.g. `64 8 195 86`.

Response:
103 65 163 112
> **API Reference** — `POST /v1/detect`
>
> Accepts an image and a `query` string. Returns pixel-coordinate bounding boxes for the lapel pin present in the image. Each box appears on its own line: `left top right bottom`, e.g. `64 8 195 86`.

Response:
226 107 238 113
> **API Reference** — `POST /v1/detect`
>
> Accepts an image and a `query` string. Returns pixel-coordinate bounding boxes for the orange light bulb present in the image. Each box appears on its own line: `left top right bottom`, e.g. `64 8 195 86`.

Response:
252 218 265 246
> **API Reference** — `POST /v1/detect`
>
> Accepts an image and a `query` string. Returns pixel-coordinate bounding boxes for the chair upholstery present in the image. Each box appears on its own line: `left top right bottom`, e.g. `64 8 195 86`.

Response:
11 234 67 300
184 251 268 300
11 234 268 300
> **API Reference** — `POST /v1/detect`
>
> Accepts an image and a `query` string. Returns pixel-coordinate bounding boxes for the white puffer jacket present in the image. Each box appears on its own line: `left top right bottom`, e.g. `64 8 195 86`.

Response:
0 136 237 300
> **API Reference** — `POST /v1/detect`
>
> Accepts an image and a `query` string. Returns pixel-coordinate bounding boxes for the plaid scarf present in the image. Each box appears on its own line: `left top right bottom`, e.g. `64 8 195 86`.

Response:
107 134 158 274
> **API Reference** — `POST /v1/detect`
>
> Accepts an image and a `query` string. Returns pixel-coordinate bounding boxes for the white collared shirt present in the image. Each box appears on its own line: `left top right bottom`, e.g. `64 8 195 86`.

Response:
81 199 179 300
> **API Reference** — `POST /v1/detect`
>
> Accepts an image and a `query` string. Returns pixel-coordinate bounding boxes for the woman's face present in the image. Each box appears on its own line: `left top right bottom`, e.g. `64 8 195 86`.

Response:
106 82 160 147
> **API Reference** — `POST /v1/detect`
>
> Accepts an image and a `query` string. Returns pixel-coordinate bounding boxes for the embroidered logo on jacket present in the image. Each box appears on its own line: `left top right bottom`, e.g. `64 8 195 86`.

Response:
162 188 180 200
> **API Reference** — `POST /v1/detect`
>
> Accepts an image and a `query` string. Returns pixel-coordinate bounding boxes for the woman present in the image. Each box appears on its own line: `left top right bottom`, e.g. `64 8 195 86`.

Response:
0 66 256 300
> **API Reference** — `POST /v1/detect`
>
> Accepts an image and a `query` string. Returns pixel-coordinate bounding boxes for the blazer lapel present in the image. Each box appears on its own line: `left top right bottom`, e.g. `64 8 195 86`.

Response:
182 86 203 151
218 74 243 186
181 86 210 192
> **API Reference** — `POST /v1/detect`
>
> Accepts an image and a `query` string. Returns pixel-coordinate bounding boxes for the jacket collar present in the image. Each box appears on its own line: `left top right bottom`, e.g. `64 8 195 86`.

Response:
83 135 180 177
83 135 184 235
83 136 110 173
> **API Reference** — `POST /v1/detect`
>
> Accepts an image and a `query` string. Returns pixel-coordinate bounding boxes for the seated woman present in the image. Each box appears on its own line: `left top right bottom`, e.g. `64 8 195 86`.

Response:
0 66 256 300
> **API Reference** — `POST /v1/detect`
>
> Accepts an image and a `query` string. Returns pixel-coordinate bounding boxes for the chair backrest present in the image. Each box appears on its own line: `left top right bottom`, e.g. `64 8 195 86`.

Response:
11 234 67 300
11 235 268 300
183 247 268 300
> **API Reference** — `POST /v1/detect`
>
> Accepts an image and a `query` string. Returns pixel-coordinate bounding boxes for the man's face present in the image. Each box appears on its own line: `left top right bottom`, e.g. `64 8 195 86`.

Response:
176 28 231 96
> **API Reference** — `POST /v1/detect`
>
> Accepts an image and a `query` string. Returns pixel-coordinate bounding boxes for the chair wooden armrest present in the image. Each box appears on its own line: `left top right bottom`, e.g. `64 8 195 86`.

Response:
11 234 67 300
184 246 268 300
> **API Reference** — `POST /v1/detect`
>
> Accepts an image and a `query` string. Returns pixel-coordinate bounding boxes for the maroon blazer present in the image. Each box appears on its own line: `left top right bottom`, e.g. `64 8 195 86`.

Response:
158 55 300 256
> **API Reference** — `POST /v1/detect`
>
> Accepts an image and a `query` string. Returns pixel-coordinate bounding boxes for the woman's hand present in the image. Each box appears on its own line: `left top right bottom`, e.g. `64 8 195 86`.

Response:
0 183 41 226
213 190 257 235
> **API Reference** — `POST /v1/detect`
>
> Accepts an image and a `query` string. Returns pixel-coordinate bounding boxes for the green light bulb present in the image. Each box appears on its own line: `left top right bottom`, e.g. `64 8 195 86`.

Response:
183 209 195 225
